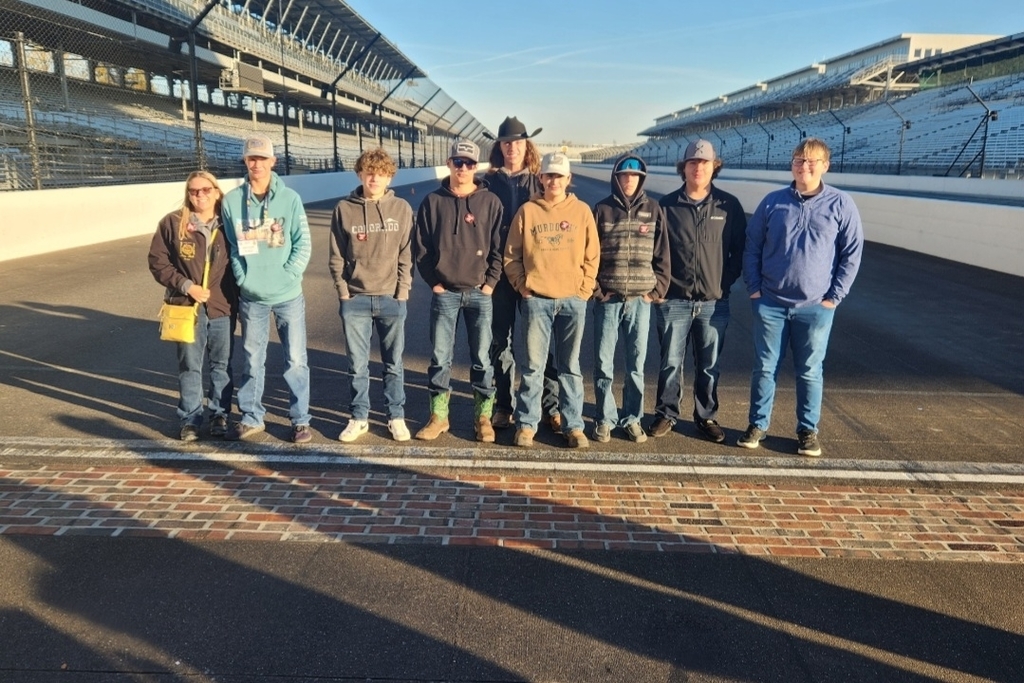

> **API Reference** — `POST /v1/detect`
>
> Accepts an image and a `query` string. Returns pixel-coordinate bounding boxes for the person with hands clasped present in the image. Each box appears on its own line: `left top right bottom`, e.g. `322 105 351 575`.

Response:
148 171 238 442
591 155 670 444
328 148 415 443
503 152 600 449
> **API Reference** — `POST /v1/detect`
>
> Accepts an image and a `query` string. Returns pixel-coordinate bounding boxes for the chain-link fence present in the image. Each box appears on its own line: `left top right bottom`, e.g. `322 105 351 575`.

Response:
0 0 484 191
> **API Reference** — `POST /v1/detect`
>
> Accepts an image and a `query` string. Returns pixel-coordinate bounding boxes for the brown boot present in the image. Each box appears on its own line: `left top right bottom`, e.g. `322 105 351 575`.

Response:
415 414 449 440
474 391 496 443
475 415 495 443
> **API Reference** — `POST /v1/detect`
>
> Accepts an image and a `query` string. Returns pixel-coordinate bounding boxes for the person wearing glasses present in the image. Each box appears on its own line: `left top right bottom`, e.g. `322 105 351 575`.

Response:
591 155 670 444
222 134 313 444
485 116 561 434
740 138 864 457
148 171 238 441
504 152 600 449
648 140 746 444
329 147 414 443
413 140 504 443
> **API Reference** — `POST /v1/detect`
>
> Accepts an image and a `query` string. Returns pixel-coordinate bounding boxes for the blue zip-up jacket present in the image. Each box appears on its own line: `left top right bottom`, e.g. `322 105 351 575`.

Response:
743 182 863 307
222 171 311 305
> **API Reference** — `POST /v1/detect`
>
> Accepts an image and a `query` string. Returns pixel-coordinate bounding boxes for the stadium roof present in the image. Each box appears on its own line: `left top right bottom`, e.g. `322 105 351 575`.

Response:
241 0 426 80
900 31 1024 74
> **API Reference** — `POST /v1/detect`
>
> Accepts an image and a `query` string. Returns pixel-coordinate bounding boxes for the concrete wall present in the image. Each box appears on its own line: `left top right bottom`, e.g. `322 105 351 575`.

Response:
2 164 1021 277
573 165 1024 277
0 166 449 263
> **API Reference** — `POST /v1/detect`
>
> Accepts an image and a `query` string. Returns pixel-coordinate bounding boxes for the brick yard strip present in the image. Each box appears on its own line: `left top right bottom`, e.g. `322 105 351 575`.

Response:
1 462 1022 562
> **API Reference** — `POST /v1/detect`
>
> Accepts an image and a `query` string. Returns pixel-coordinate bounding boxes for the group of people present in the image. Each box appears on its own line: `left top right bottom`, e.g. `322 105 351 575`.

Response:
149 116 863 458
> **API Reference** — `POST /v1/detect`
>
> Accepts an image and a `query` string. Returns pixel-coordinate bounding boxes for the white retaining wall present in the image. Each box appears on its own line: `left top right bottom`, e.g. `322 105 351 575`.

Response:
573 165 1024 278
2 165 1022 277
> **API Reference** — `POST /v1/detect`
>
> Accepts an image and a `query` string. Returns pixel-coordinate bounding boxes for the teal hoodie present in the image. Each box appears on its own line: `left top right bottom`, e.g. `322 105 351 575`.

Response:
222 171 311 305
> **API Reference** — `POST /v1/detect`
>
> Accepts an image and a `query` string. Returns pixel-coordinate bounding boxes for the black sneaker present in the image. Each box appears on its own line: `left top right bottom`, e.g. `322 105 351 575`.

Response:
179 424 200 442
695 418 726 443
210 415 228 438
797 430 822 457
648 417 674 438
291 425 313 444
737 424 766 449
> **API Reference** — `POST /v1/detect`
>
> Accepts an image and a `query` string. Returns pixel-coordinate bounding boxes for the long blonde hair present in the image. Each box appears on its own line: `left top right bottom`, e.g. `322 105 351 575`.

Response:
178 170 224 238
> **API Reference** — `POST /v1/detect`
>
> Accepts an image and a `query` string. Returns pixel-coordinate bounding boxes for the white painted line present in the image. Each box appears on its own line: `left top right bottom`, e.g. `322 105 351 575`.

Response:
3 438 1024 484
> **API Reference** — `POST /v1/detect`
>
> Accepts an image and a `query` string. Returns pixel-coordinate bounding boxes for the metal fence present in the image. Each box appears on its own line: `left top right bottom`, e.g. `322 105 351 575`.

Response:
0 1 478 191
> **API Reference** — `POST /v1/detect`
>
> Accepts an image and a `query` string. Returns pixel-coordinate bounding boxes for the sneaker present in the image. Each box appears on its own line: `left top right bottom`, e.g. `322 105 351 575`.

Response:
541 412 563 432
564 429 589 449
592 423 612 443
514 427 535 448
388 418 411 442
339 419 369 443
737 424 766 449
226 422 264 441
491 410 515 430
179 423 200 442
695 418 726 443
291 424 313 444
648 417 673 438
797 430 822 457
624 422 648 444
209 415 228 438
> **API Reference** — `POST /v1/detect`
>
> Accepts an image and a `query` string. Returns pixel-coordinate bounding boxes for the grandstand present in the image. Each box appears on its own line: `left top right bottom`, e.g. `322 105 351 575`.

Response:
0 0 489 190
584 32 1024 180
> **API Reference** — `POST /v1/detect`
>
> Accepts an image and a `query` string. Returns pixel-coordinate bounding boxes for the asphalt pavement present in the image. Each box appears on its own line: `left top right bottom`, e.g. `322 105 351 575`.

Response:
1 172 1023 682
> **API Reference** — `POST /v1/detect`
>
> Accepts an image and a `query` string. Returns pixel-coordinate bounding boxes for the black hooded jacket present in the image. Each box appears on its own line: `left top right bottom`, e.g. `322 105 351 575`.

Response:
592 155 670 300
413 176 504 291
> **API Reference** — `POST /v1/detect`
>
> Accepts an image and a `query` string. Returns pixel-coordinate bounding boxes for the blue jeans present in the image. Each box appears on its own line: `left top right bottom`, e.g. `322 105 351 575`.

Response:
748 298 836 433
654 298 730 423
176 306 234 426
490 275 559 415
237 294 311 428
593 296 651 427
428 288 494 397
516 296 587 432
340 295 406 420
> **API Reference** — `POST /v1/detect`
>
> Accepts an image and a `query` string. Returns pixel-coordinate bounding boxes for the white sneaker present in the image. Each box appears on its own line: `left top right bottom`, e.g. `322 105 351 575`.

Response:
338 419 369 443
388 418 411 442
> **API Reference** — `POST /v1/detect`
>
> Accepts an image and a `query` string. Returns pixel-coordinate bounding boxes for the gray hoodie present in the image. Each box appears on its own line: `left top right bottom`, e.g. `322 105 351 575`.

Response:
328 186 414 300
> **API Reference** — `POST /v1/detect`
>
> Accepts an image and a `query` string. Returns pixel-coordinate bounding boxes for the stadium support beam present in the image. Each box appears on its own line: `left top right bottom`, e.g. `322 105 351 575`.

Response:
825 110 850 173
375 66 418 145
322 33 381 171
883 100 911 175
177 0 221 169
755 122 773 170
408 87 442 169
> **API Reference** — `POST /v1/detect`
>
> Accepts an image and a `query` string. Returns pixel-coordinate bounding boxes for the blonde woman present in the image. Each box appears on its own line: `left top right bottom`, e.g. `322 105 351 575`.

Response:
148 171 238 441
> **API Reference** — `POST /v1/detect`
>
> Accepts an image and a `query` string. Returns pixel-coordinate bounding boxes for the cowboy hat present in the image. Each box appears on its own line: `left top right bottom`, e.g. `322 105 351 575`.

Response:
496 116 542 142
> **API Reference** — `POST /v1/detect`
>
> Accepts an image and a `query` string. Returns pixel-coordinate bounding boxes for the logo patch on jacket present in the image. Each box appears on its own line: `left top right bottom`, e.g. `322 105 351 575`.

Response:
638 211 652 219
179 242 196 260
559 221 570 231
465 213 475 224
638 224 650 234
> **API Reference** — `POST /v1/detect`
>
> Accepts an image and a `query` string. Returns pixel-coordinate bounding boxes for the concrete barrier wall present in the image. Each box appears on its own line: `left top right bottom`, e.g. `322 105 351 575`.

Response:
0 166 450 263
573 165 1024 277
2 164 1021 277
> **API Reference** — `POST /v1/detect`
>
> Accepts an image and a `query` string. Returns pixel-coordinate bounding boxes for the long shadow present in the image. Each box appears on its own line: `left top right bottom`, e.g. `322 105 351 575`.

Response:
3 441 1023 681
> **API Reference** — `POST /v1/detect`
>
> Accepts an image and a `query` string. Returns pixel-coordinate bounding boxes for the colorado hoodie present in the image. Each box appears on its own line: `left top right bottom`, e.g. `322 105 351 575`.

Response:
328 186 414 300
413 176 503 291
592 156 670 300
504 192 600 300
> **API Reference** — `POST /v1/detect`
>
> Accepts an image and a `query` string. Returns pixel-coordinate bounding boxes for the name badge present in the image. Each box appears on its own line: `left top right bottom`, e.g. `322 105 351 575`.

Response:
238 240 259 256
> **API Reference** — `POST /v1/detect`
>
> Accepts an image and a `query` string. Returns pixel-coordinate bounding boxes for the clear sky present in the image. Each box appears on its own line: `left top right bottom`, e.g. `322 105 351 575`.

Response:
345 0 1022 146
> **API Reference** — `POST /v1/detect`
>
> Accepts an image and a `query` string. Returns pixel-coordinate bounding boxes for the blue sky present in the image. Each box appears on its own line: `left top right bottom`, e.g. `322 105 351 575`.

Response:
345 1 1022 145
